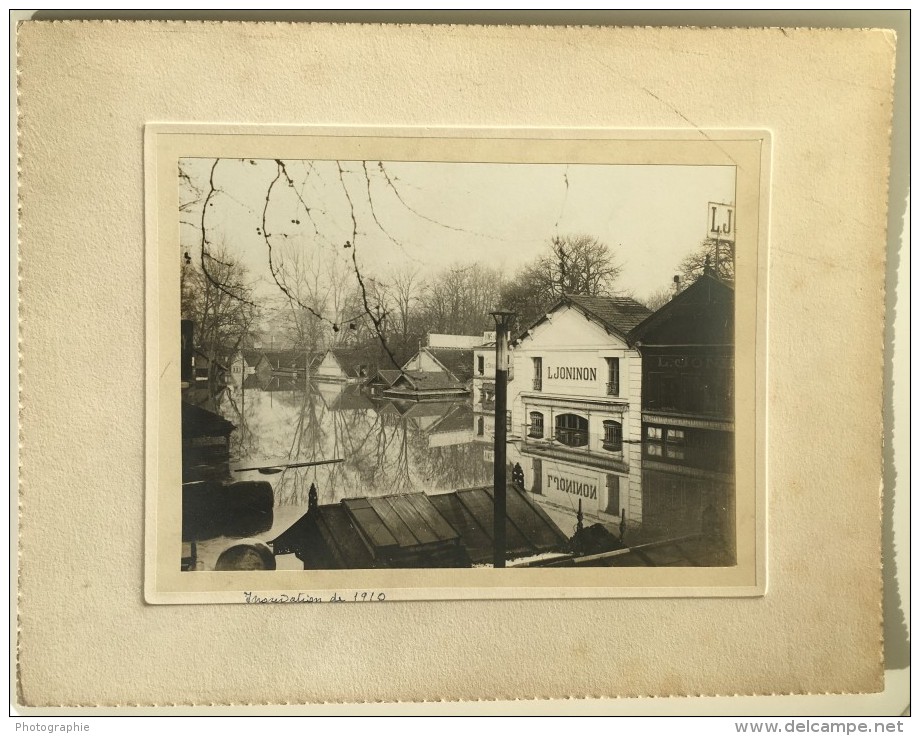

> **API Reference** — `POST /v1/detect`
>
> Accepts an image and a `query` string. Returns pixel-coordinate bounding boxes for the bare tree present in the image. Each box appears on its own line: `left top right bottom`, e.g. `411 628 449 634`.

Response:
388 266 422 341
181 243 258 372
419 263 503 336
678 237 735 284
640 285 677 312
500 233 622 329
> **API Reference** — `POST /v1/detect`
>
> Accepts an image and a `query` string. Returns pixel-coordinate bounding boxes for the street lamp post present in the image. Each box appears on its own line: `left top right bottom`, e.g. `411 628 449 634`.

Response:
490 310 516 568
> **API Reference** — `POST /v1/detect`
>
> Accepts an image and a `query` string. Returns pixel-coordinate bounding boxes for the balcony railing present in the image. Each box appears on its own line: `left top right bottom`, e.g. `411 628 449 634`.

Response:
522 425 624 454
532 378 542 391
606 381 619 396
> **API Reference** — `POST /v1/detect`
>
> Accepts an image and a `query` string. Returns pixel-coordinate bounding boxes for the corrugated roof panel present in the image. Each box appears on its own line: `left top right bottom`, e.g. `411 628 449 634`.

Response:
500 486 569 550
366 496 423 548
454 488 535 558
383 494 442 545
315 506 375 568
404 493 460 542
428 493 494 564
342 498 400 550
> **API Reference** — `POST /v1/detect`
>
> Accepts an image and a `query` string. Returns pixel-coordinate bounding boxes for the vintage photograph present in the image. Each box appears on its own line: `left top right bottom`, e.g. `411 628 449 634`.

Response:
175 149 740 575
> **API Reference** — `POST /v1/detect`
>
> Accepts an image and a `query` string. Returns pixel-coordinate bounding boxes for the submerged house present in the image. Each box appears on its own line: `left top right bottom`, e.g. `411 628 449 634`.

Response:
364 368 403 397
312 347 376 383
384 341 475 401
229 349 263 385
254 350 311 378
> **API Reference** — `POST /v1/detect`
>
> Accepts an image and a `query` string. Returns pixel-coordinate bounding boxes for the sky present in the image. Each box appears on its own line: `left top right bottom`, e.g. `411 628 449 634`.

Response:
180 157 735 303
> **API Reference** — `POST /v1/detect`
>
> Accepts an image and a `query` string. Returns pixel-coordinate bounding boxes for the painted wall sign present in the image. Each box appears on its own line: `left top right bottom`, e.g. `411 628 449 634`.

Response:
546 366 597 381
546 472 598 500
655 355 733 370
708 201 735 242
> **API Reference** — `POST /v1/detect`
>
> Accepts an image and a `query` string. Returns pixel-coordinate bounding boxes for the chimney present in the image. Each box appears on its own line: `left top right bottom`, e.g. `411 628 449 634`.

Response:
672 274 681 295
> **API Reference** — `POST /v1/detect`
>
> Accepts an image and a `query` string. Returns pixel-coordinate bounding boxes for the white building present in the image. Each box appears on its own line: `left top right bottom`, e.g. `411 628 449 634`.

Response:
507 294 651 536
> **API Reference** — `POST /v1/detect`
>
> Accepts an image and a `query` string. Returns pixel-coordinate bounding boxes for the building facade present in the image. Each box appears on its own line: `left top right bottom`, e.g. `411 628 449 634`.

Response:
470 331 498 447
313 348 374 383
387 336 478 401
628 274 735 552
508 294 651 535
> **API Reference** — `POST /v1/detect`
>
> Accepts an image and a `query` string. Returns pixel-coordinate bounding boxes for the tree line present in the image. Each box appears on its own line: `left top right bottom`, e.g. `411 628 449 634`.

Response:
182 230 732 371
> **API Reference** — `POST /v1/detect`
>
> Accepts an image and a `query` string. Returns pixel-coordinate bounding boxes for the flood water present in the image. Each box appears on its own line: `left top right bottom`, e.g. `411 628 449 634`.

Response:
187 378 494 569
184 375 735 570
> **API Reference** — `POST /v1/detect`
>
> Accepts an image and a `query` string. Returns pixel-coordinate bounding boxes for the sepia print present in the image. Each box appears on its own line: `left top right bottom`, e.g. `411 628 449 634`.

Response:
146 128 768 602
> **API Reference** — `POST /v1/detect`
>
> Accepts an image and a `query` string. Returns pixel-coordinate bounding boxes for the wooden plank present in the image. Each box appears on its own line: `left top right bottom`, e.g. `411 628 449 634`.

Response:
384 495 441 545
405 493 460 542
342 498 400 550
366 496 421 548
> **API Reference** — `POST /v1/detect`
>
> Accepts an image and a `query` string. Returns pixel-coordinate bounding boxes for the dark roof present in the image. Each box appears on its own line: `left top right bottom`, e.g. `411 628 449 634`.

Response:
564 294 652 335
271 486 567 568
181 401 235 439
271 504 375 568
240 349 263 366
393 370 465 392
425 347 474 382
260 350 310 370
366 369 403 387
521 533 734 568
428 486 568 564
516 294 652 344
325 347 376 377
628 274 734 345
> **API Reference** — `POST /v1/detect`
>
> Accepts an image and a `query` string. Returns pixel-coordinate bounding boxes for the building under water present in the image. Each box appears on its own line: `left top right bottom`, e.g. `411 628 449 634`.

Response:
506 275 735 560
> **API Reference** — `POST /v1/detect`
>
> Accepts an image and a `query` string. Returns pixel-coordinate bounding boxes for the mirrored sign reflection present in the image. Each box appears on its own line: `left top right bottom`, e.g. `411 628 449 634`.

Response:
181 370 734 571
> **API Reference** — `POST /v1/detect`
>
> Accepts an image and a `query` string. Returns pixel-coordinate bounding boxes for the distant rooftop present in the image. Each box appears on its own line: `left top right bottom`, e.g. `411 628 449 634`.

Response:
517 293 653 343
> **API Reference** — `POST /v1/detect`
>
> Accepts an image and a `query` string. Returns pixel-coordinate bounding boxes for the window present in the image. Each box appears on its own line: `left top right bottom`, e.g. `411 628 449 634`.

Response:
645 424 664 458
645 424 689 462
605 475 620 515
602 420 623 452
532 357 542 391
555 413 588 447
606 357 620 396
477 355 485 375
665 446 686 460
477 417 484 436
528 412 544 438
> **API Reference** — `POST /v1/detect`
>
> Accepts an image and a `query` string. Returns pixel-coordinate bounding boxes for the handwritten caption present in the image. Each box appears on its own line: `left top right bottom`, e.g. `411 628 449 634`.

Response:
244 591 386 604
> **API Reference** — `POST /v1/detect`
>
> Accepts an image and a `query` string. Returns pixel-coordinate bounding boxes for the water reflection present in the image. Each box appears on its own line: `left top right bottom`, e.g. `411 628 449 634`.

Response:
183 376 734 570
184 378 493 570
